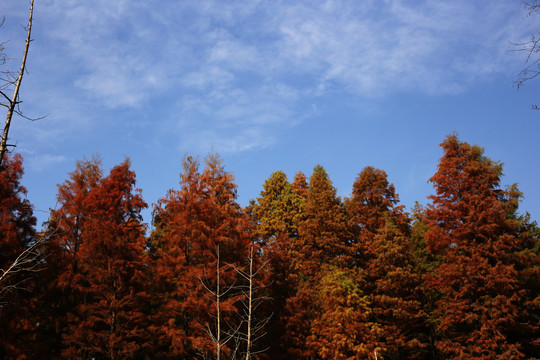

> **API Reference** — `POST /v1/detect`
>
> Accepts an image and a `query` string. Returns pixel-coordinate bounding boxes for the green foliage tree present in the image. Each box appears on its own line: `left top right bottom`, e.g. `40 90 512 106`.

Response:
308 266 381 360
250 170 305 358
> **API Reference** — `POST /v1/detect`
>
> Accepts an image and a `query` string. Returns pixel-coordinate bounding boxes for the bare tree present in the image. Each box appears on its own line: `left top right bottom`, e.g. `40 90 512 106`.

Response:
232 246 271 360
0 235 46 308
200 245 271 360
0 0 42 164
511 1 540 109
199 244 241 360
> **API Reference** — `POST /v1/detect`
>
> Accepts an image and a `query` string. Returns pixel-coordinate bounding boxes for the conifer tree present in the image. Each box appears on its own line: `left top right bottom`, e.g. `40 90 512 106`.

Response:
251 170 303 245
308 266 381 360
61 159 150 359
291 171 308 200
0 154 37 358
346 166 425 359
150 154 249 359
425 134 540 359
295 165 349 274
366 220 427 359
346 166 408 267
36 157 103 358
283 165 350 359
250 171 305 358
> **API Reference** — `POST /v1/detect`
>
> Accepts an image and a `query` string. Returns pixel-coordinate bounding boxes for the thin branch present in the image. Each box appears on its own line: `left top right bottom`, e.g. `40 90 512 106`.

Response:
0 236 47 305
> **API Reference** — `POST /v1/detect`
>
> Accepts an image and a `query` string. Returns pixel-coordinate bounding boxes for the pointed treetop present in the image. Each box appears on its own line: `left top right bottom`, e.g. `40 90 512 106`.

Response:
292 171 308 199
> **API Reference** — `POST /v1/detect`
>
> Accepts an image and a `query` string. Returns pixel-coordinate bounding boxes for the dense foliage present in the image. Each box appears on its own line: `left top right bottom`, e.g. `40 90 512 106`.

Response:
0 134 539 359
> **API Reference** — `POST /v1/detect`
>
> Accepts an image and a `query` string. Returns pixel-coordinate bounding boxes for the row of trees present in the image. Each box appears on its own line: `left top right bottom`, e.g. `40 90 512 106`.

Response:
0 134 539 359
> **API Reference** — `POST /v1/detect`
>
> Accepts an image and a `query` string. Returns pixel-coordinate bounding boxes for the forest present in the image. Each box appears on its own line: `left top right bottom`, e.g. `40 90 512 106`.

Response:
0 134 538 360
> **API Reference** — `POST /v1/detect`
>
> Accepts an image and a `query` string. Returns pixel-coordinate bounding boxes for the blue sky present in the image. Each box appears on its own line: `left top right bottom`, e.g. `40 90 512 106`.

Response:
2 0 540 227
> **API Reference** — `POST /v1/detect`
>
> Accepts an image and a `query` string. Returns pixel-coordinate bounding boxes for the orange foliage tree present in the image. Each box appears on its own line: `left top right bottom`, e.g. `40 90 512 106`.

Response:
425 135 540 359
283 165 351 359
150 154 249 359
346 166 426 359
40 158 150 359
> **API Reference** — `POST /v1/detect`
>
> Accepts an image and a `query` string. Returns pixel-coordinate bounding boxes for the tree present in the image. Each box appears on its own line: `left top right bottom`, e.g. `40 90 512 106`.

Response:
0 154 37 302
294 165 349 274
346 166 425 359
0 154 37 358
346 166 408 267
425 134 540 359
282 165 350 359
0 0 41 163
308 266 381 360
198 244 240 360
291 171 308 200
250 170 304 359
150 154 249 359
232 245 271 360
251 171 304 246
23 156 104 358
364 220 427 359
60 159 150 359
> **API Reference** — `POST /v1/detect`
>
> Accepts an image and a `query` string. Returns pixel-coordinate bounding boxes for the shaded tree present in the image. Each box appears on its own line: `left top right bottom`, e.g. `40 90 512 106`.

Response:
0 154 37 359
29 156 103 359
308 266 381 360
250 171 305 359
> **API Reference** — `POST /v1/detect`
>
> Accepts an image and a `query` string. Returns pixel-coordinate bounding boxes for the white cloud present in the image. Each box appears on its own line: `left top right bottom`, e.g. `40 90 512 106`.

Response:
26 153 68 172
5 0 536 153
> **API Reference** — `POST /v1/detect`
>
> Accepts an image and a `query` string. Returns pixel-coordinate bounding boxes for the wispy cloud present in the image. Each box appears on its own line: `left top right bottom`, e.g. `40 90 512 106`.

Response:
23 152 68 172
6 0 536 153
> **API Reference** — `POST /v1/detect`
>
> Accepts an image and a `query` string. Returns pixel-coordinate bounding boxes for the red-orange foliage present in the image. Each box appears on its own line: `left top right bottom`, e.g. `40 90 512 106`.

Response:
347 166 426 359
347 166 408 265
291 171 308 200
150 154 249 359
295 165 349 274
39 157 103 358
39 158 151 359
57 159 149 359
0 155 35 267
282 165 351 359
0 154 36 358
425 135 540 359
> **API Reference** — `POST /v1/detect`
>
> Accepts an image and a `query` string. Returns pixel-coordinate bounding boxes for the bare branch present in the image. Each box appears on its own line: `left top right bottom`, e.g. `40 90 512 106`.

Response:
0 235 47 305
0 0 36 165
510 1 540 107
